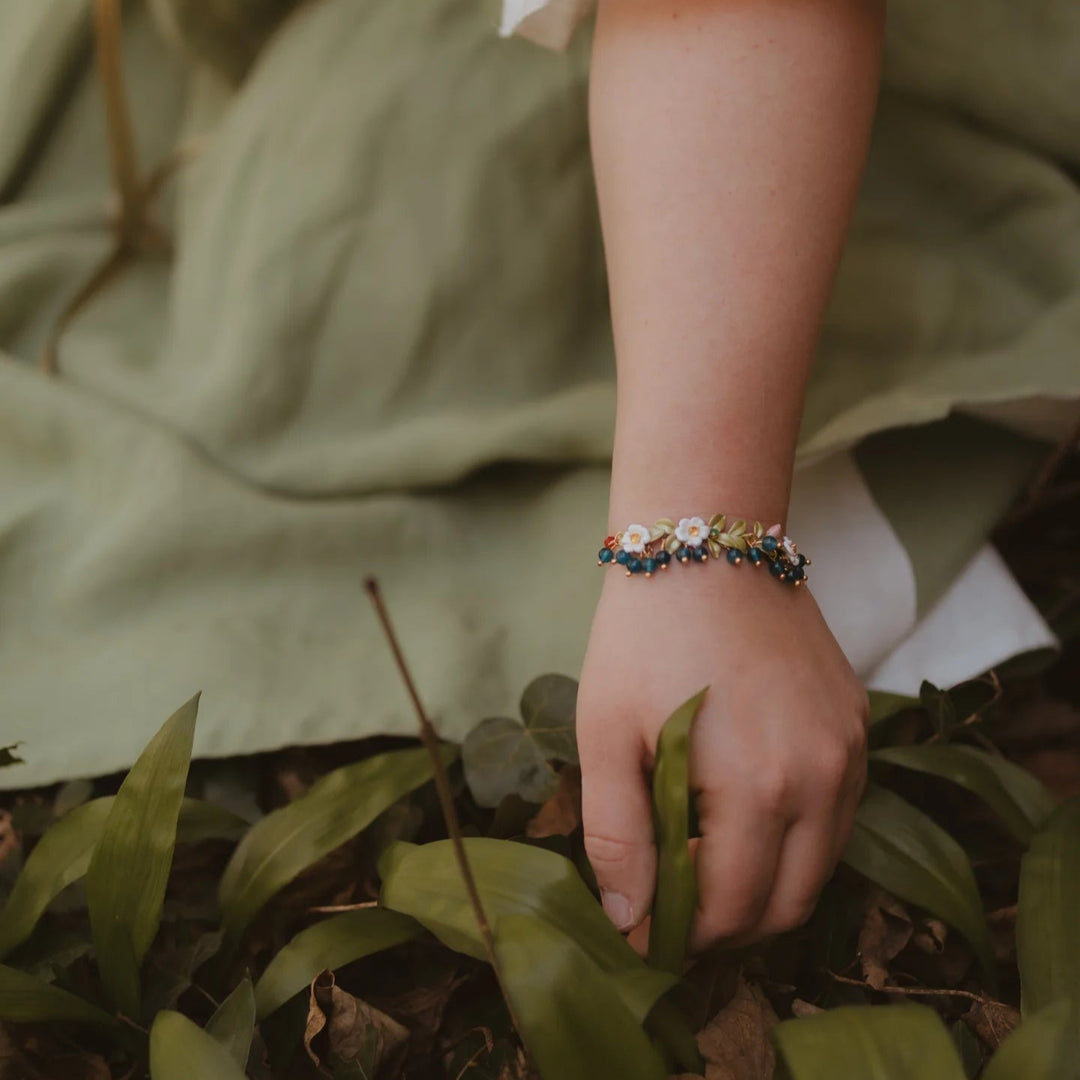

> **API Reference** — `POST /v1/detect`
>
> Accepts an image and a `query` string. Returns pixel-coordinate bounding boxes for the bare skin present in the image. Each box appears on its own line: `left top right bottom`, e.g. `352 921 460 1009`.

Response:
580 0 885 951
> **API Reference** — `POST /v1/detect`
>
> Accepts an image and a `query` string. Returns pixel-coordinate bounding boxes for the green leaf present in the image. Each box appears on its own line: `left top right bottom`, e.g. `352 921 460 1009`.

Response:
1017 798 1080 1016
842 783 994 979
219 745 451 944
871 745 1053 845
0 962 120 1027
462 674 578 808
206 976 256 1071
0 797 247 961
647 687 707 975
867 691 919 725
0 744 23 768
773 1003 966 1079
378 839 678 1026
86 694 199 1018
920 680 959 738
495 914 667 1080
149 1010 248 1080
254 908 421 1019
983 1001 1076 1080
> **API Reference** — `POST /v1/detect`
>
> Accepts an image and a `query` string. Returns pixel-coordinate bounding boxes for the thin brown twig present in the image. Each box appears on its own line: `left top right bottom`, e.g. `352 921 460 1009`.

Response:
999 414 1080 528
825 969 998 1006
308 900 380 914
364 576 524 1039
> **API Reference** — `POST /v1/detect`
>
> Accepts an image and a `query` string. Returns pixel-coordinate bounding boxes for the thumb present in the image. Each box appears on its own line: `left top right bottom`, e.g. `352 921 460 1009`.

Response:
580 737 657 933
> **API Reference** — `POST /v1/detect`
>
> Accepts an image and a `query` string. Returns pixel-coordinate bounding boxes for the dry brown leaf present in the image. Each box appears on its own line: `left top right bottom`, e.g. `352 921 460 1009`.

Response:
40 1053 111 1080
857 890 912 990
789 999 824 1019
0 811 18 869
672 974 777 1080
911 918 948 956
962 999 1021 1051
305 969 409 1076
987 905 1018 966
525 766 581 838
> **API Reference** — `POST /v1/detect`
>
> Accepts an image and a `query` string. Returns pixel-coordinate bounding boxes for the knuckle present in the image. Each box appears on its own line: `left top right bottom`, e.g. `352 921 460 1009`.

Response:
814 745 851 791
752 768 794 812
583 831 640 870
764 895 819 935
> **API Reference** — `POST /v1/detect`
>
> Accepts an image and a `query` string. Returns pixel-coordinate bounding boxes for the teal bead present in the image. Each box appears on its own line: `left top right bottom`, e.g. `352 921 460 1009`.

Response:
768 559 784 577
643 557 657 574
598 548 614 564
627 557 643 573
747 547 762 564
726 548 742 565
676 546 691 563
615 550 629 565
656 550 672 566
761 535 779 553
791 566 805 581
782 569 796 583
795 553 807 567
692 546 706 562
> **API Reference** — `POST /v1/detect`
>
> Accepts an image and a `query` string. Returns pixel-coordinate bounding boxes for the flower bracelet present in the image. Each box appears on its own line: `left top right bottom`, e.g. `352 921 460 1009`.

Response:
597 515 809 586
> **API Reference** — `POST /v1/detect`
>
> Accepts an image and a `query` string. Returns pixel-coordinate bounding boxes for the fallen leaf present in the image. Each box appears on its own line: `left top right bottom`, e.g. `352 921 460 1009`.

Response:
0 811 18 869
857 889 912 990
789 999 824 1018
40 1053 111 1080
525 767 581 838
305 969 409 1076
911 918 947 955
962 998 1021 1051
673 973 777 1080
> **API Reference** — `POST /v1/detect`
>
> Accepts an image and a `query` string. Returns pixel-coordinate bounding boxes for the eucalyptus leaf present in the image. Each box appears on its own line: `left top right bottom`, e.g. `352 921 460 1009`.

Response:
149 1009 249 1080
871 744 1053 845
0 795 246 962
496 913 667 1080
0 962 120 1027
219 745 451 944
648 687 706 975
982 1000 1076 1080
378 839 679 1027
773 1003 966 1079
254 908 421 1019
842 783 994 979
463 674 578 808
206 976 256 1071
1017 798 1080 1016
86 694 199 1018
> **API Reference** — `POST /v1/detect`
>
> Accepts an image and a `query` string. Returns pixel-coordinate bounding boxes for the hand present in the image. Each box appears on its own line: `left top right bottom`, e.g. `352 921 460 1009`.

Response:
576 561 869 953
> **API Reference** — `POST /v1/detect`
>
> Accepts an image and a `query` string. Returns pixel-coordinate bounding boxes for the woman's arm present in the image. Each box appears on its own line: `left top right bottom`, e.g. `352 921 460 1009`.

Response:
578 0 885 950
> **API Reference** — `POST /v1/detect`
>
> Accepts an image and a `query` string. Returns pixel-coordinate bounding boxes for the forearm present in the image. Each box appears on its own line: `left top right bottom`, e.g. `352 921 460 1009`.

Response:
591 0 885 529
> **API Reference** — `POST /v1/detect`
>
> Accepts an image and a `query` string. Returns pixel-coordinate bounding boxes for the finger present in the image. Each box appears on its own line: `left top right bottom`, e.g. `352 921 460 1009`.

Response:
690 798 787 953
580 735 656 932
831 756 867 866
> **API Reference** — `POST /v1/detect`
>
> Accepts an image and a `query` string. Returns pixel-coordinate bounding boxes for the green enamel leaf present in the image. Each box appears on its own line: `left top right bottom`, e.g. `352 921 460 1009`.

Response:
86 694 199 1018
842 784 994 980
871 744 1053 845
1017 798 1080 1018
648 687 707 975
774 1004 966 1079
150 1010 248 1080
0 963 120 1028
254 908 421 1019
462 674 578 808
219 745 449 944
206 976 256 1071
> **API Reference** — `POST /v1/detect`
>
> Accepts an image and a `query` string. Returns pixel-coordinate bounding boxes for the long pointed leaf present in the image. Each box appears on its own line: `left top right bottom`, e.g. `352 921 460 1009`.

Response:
648 687 706 975
871 745 1053 845
0 797 247 960
842 783 994 980
206 976 256 1071
773 1003 966 1079
0 963 120 1027
219 745 452 944
86 694 199 1018
496 913 667 1080
983 1001 1076 1080
150 1010 248 1080
254 908 421 1019
1017 798 1080 1016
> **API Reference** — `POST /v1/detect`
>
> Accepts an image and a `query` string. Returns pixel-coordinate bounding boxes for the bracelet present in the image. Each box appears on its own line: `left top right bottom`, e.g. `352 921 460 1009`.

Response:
597 516 809 586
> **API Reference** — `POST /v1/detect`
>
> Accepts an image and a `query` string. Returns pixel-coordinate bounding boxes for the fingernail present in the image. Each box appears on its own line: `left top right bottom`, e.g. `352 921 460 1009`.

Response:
601 889 634 931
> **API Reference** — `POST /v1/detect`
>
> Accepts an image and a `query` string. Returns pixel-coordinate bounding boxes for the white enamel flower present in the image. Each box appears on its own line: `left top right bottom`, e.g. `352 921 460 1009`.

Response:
620 523 651 554
675 516 709 548
782 535 799 560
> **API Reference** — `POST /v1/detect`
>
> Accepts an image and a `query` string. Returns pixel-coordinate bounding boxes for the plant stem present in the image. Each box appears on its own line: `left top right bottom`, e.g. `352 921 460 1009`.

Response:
363 577 525 1039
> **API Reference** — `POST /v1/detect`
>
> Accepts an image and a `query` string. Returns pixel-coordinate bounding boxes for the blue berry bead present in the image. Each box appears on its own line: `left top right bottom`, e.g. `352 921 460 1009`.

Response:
796 553 808 567
692 546 706 562
761 535 779 553
726 548 742 565
677 546 691 563
627 557 643 574
768 559 784 577
598 547 614 564
643 557 657 575
747 547 762 564
782 569 796 583
791 566 805 581
615 550 629 566
656 550 671 566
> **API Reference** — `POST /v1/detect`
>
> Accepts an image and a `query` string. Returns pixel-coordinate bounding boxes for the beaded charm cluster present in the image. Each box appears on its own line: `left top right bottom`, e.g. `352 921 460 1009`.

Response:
597 515 810 586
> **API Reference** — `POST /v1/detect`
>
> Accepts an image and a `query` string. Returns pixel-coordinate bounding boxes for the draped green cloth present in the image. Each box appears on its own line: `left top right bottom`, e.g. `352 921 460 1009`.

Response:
1 0 1077 787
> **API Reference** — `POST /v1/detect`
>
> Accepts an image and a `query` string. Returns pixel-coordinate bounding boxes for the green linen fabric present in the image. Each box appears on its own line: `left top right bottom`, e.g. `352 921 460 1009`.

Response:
0 0 1077 787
